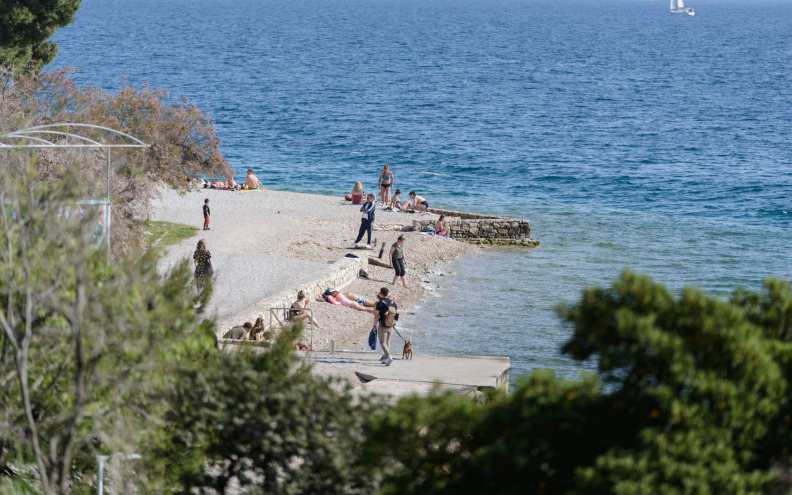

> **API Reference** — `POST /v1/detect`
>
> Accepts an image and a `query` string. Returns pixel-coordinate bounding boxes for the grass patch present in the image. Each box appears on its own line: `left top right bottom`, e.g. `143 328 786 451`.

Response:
144 220 199 256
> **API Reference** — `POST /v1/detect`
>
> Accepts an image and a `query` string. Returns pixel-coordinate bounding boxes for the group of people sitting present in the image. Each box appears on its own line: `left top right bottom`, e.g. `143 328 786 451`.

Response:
223 317 269 341
222 290 321 350
221 287 382 348
387 189 429 213
204 169 264 191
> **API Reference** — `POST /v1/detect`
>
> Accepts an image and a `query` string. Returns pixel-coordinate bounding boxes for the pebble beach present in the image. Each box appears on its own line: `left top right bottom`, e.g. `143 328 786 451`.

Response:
151 187 478 353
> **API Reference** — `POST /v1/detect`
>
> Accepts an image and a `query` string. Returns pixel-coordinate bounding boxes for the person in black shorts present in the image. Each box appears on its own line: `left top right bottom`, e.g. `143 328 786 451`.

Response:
389 235 408 288
203 198 211 230
407 191 429 213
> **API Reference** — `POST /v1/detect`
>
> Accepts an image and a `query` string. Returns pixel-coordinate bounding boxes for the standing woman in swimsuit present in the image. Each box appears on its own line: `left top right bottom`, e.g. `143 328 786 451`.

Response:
378 164 394 207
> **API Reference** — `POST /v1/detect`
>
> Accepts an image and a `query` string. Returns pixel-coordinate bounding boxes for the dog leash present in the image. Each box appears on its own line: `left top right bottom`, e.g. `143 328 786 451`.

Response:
392 326 408 343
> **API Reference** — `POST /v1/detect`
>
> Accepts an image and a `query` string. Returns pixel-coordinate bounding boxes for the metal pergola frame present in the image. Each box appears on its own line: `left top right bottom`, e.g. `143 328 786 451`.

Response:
0 123 151 260
0 123 150 200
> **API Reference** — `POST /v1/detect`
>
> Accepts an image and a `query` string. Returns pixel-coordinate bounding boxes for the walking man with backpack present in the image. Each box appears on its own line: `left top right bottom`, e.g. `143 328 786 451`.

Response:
373 287 398 366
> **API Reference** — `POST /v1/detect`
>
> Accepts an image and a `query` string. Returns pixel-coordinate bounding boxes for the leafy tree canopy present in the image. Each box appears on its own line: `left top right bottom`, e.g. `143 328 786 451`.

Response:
0 0 82 71
0 167 215 494
362 271 792 495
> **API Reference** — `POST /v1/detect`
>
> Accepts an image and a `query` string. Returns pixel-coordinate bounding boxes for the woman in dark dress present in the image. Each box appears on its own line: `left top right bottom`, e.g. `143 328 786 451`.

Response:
193 239 212 293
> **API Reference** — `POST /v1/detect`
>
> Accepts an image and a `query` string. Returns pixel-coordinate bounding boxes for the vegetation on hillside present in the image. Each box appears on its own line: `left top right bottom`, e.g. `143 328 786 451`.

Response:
2 5 792 492
3 174 792 493
0 67 232 253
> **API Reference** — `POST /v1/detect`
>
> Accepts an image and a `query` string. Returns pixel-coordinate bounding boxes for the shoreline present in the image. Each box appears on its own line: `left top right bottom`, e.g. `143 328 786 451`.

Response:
151 187 480 354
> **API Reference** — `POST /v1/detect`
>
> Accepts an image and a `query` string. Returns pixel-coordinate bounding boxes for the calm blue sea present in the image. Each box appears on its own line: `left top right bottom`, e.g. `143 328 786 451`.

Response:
51 0 792 385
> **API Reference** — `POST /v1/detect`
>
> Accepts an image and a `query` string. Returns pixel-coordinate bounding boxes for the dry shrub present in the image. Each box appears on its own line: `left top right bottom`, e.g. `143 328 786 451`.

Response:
0 66 232 252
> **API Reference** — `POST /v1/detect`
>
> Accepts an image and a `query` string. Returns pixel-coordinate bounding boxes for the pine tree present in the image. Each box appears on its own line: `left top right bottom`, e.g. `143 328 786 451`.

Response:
0 0 82 70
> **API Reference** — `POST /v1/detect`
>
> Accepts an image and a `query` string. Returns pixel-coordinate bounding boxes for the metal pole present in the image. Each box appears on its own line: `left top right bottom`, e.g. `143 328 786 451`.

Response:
97 456 106 495
310 314 313 350
97 453 140 495
106 149 111 264
106 148 111 201
106 203 111 264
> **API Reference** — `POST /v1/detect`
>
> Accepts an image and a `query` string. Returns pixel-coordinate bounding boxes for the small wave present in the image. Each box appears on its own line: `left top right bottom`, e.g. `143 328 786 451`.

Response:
419 171 450 177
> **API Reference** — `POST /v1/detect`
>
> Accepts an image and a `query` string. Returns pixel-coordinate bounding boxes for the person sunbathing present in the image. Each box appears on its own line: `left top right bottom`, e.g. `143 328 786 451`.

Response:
325 288 375 313
390 189 403 211
290 290 325 329
406 191 429 213
227 176 240 190
435 215 451 237
249 317 269 340
243 168 263 190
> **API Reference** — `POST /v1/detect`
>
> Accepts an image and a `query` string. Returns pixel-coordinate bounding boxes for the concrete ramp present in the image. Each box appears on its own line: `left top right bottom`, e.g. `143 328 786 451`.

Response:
302 351 510 403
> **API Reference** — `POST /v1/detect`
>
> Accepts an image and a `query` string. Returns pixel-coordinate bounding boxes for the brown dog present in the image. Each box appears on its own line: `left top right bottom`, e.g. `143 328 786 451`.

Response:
402 340 413 360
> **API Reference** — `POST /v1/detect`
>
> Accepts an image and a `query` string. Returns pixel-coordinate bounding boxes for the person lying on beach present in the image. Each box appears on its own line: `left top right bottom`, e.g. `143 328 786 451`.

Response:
243 168 263 190
204 180 240 191
435 215 451 237
320 288 376 313
290 290 326 329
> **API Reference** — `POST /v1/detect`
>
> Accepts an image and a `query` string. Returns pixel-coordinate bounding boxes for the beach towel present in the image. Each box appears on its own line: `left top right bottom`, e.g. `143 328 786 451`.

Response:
425 232 455 240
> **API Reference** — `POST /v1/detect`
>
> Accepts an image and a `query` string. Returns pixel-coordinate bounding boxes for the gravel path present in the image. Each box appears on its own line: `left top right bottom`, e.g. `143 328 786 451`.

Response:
151 187 479 354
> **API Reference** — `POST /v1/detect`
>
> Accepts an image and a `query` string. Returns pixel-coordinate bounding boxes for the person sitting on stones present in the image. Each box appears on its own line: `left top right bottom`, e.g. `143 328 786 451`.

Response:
223 321 252 340
435 215 451 237
250 317 268 340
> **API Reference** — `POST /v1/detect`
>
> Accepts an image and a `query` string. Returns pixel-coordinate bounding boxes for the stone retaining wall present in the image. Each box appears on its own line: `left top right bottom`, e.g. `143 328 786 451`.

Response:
411 209 539 247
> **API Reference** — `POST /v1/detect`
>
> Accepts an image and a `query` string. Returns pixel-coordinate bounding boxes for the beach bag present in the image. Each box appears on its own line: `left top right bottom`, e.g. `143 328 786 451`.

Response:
368 327 377 350
382 301 399 327
206 260 214 276
421 225 436 233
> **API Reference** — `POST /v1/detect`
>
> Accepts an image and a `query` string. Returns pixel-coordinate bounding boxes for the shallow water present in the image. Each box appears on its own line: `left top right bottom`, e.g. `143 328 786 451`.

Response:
51 0 792 386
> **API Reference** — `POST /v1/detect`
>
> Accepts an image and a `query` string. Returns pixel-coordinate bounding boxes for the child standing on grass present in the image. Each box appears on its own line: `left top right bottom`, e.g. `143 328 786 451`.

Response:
203 198 211 230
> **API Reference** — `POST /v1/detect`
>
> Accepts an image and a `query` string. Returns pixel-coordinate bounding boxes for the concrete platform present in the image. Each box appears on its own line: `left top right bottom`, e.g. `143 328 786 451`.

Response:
302 350 510 402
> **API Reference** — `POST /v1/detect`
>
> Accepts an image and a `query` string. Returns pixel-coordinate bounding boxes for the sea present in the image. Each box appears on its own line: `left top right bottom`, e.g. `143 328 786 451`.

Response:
50 0 792 387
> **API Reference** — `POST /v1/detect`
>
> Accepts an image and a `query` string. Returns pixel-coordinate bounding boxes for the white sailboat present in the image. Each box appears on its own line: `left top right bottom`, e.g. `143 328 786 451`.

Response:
670 0 695 15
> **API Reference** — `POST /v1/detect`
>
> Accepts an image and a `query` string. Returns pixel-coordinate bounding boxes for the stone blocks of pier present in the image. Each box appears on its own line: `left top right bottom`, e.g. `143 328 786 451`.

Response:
411 208 539 247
